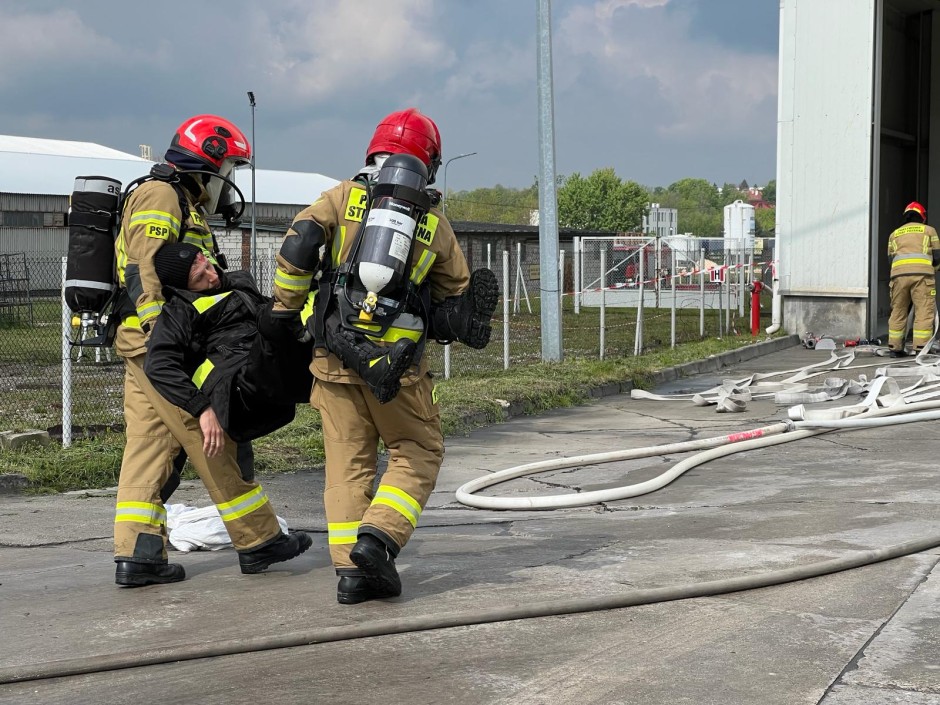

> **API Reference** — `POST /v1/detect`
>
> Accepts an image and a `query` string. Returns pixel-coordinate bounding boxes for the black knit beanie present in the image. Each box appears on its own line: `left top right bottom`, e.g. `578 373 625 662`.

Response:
154 243 202 289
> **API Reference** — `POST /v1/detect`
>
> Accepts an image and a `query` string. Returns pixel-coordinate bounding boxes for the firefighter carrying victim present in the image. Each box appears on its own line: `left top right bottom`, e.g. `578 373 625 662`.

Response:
267 107 500 604
109 115 312 586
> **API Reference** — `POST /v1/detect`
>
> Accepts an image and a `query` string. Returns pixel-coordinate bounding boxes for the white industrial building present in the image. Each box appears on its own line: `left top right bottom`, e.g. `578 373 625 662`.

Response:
778 0 940 338
0 135 339 291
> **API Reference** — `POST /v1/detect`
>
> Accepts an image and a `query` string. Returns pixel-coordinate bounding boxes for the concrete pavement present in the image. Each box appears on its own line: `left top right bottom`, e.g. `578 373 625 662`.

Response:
2 339 940 704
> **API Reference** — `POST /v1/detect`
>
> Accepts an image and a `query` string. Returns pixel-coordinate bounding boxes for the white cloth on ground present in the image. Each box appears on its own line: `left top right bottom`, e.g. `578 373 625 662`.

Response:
166 504 289 552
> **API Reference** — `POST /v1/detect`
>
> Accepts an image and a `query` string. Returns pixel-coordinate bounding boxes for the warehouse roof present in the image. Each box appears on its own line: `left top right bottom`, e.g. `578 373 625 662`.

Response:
0 134 339 206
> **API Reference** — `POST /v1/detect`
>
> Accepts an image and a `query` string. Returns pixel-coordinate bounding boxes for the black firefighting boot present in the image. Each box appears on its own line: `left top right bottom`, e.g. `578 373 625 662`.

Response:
428 267 500 349
336 570 401 605
115 561 186 587
238 531 313 574
349 533 402 599
889 349 909 358
327 323 417 403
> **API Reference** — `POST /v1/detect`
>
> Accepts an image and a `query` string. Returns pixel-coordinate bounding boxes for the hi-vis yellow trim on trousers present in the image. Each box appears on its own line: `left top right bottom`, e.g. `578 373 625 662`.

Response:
216 486 269 522
192 358 215 389
115 501 167 527
192 291 232 313
275 270 313 292
371 484 421 527
328 520 361 545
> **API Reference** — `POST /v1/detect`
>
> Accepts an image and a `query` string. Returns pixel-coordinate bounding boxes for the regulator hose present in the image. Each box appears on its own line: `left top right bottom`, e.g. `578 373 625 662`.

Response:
2 534 939 685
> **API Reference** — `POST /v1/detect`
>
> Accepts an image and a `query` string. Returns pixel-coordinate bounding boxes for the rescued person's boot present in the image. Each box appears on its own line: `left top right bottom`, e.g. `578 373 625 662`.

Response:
427 267 499 349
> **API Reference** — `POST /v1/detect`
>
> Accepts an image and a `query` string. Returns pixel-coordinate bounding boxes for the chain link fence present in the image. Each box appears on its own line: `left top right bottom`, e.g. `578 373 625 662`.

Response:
1 238 775 442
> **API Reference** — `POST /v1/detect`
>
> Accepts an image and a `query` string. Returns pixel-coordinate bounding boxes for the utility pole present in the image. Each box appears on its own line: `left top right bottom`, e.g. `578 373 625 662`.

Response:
537 0 562 361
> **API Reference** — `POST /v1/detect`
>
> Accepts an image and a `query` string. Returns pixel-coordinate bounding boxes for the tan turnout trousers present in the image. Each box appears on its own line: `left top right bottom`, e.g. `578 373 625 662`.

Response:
888 275 936 352
312 374 443 568
114 354 282 563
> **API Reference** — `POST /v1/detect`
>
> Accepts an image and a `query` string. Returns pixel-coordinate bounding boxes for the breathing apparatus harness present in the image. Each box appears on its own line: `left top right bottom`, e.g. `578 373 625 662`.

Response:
313 154 434 365
65 164 246 349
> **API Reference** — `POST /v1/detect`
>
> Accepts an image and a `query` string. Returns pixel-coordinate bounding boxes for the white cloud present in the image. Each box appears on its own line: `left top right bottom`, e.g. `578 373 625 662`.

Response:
0 9 121 83
255 0 456 102
557 0 777 139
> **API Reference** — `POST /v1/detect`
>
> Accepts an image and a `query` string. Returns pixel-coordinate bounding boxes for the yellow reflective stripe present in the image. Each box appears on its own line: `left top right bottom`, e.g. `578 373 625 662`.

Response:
409 250 436 285
192 291 232 313
328 520 361 545
913 329 932 336
332 226 346 267
115 501 167 527
130 211 181 241
432 384 439 404
122 315 142 330
129 210 181 230
192 358 215 389
115 232 128 283
366 326 423 344
137 300 164 323
892 255 932 266
300 290 318 325
371 484 421 527
180 232 213 247
368 355 388 368
274 269 313 291
216 486 269 522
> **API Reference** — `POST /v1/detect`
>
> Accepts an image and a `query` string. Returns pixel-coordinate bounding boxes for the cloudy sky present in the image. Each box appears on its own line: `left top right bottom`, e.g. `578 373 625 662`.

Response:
0 0 779 192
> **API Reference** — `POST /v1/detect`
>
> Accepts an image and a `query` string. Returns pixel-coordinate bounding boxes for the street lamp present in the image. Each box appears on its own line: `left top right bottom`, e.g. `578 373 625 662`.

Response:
442 151 477 215
247 91 257 281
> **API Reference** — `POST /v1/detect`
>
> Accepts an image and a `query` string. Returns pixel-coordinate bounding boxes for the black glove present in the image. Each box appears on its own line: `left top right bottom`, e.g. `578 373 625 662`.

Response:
257 304 309 344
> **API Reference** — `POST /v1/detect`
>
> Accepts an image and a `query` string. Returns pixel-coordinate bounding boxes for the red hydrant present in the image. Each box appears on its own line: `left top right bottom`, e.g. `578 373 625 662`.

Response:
749 280 764 335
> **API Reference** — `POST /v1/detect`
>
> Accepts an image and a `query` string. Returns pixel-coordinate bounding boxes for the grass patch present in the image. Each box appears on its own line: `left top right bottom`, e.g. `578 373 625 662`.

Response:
0 332 782 493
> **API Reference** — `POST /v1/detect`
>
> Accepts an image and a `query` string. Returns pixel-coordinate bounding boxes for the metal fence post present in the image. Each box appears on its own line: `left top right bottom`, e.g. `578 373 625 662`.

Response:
503 249 510 370
671 247 677 348
634 248 645 356
573 236 581 314
599 249 606 360
699 247 706 337
60 257 72 448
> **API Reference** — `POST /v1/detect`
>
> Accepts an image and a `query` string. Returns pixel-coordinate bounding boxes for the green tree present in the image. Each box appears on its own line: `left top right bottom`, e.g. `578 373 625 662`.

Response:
755 207 776 236
557 168 648 231
444 183 538 224
761 179 776 204
655 178 724 237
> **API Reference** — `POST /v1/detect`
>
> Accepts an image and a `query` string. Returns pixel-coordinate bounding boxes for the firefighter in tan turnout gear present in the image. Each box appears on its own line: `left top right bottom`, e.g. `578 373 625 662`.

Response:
887 201 940 357
270 108 499 603
112 115 310 586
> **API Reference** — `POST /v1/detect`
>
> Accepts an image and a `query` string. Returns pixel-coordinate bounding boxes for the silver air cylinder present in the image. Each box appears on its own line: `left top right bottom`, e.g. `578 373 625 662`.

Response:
356 154 429 299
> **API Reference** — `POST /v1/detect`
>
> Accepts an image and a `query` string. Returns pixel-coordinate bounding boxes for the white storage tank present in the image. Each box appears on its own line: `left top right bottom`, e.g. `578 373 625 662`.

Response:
723 199 755 252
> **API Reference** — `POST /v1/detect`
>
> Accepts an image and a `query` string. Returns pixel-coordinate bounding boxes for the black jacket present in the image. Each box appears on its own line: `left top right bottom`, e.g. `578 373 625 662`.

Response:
144 270 312 442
